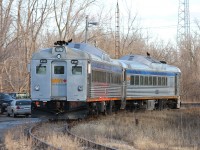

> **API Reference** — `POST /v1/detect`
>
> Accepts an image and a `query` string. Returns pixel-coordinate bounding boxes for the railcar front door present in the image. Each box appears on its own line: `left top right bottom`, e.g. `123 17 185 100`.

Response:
51 61 67 97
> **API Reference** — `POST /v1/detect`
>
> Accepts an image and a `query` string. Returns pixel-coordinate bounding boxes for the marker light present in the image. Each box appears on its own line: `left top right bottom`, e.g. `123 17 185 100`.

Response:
78 85 83 91
34 85 40 91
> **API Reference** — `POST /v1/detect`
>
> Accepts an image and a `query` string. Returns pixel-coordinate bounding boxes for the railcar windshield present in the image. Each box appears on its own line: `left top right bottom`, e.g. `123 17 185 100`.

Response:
54 66 64 74
16 100 31 105
72 66 82 75
36 66 46 74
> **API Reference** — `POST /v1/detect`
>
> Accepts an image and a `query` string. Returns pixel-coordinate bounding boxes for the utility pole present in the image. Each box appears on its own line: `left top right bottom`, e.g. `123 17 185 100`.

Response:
115 1 120 59
85 15 98 43
0 76 2 92
85 15 89 43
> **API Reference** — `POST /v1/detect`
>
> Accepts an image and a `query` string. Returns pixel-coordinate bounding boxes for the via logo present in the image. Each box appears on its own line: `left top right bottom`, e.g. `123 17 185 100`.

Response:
155 90 159 94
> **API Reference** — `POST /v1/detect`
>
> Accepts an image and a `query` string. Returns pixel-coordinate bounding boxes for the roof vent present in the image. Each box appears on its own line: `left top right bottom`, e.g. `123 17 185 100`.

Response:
74 44 80 49
128 56 134 61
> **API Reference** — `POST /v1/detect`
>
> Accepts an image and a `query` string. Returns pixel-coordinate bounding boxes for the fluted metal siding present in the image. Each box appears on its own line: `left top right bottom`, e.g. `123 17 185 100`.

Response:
90 83 122 98
126 86 175 98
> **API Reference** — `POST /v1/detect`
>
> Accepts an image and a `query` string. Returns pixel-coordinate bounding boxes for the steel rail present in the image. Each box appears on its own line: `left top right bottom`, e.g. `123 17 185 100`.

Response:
27 119 117 150
63 124 117 150
28 122 62 150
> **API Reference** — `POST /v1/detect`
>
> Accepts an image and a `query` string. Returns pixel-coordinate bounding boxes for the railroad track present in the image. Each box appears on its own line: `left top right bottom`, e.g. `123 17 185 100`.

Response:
28 122 62 150
28 119 117 150
181 102 200 108
17 103 200 149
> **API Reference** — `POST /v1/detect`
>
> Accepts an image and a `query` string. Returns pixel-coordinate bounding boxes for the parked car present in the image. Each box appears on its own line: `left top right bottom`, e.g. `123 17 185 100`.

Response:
7 99 31 117
0 93 14 114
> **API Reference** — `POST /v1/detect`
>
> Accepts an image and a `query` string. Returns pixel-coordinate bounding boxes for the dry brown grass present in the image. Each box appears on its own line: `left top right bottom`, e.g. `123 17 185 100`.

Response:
4 122 82 150
71 108 200 150
4 126 32 150
4 108 200 150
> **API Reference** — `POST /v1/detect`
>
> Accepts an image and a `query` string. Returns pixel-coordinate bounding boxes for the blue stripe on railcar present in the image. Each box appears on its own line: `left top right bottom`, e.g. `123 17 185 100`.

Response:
126 69 176 76
91 61 122 73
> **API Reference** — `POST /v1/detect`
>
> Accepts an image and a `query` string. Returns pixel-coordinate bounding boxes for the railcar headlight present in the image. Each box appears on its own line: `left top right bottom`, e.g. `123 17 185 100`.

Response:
34 85 40 91
57 54 61 59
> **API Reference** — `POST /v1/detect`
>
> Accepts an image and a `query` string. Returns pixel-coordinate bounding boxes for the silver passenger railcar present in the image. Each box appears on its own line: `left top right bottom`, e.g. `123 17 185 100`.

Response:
30 41 124 118
118 55 181 110
30 41 181 118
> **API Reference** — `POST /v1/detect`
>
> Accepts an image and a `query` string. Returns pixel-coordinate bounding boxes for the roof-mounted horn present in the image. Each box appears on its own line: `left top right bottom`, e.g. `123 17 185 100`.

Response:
54 41 67 46
54 39 72 46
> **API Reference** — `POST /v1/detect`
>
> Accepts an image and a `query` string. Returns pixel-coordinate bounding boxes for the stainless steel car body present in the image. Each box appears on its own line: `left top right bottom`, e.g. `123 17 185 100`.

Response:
118 55 181 100
31 45 89 101
31 43 123 102
30 41 181 118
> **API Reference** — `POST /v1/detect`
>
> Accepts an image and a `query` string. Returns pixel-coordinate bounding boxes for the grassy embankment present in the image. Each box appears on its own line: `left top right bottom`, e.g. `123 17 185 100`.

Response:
4 108 200 150
4 122 81 150
71 109 200 150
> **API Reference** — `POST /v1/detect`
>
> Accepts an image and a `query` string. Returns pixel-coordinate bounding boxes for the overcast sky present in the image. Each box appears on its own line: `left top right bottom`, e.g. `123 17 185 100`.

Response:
100 0 200 43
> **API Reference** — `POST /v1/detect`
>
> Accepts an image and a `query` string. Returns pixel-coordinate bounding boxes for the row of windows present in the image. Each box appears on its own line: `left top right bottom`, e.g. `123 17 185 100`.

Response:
36 66 167 87
130 75 168 86
92 70 122 84
36 66 82 75
36 66 65 74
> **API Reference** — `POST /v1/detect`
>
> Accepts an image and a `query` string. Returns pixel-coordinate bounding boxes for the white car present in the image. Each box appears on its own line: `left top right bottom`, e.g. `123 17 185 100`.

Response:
7 99 31 117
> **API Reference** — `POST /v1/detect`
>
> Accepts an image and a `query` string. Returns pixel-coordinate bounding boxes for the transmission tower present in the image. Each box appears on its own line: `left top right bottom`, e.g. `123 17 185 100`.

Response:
115 1 120 59
177 0 190 44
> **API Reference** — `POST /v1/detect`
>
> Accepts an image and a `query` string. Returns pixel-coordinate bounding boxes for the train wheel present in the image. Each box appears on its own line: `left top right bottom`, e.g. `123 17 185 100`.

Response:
102 110 107 116
106 101 113 115
88 103 99 116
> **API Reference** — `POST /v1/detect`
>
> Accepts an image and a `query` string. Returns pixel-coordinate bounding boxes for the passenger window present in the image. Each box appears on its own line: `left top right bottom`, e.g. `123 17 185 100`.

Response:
144 76 148 85
158 77 162 86
54 66 64 74
106 73 111 83
153 76 157 85
149 76 153 85
130 76 135 85
135 76 139 85
72 66 82 75
36 66 46 74
140 76 144 85
162 77 165 86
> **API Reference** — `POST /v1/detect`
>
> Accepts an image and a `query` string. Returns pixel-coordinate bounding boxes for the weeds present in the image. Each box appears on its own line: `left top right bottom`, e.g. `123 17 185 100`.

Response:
4 122 81 150
4 109 200 150
71 109 200 149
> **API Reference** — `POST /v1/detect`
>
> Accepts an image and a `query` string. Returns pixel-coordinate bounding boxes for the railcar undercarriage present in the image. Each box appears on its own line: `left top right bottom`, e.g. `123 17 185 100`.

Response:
31 98 180 120
31 101 88 120
126 99 180 111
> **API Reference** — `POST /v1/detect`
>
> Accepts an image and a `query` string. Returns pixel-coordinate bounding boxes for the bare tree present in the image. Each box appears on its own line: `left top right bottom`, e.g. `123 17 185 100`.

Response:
0 0 52 92
14 0 52 92
0 0 16 92
53 0 96 41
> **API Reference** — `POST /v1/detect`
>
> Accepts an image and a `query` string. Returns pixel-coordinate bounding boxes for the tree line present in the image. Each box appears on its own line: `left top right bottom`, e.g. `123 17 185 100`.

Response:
0 0 199 101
